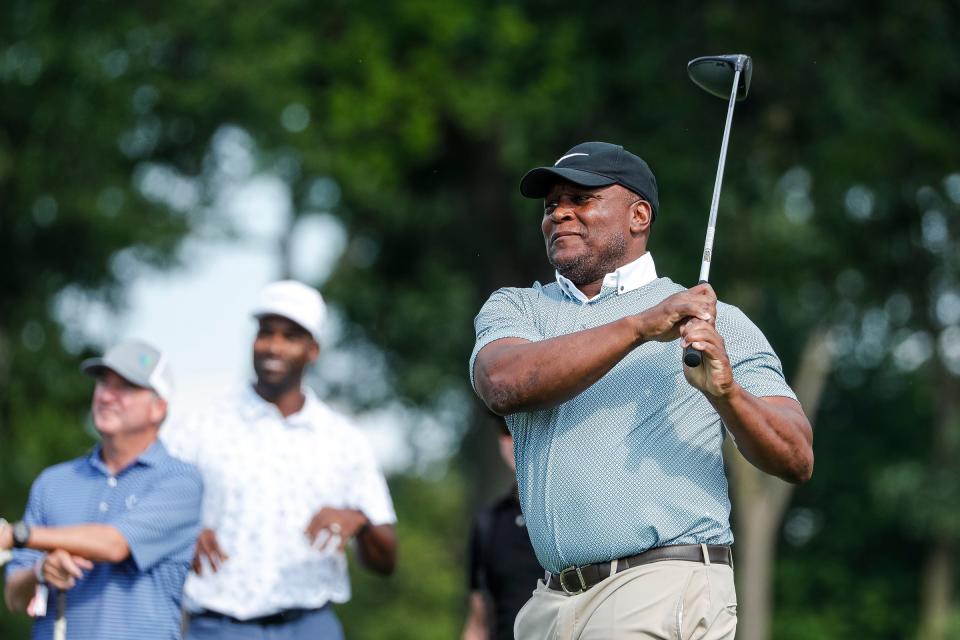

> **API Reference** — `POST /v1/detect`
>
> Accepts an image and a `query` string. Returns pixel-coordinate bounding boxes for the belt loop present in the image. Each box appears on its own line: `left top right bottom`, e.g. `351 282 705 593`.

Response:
701 543 711 566
611 559 618 575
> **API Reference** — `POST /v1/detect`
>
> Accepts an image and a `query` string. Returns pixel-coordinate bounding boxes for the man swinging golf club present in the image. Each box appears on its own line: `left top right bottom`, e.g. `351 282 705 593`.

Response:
470 58 813 640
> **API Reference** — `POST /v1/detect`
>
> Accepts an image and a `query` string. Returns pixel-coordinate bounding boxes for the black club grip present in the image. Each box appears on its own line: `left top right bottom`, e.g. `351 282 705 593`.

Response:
682 279 709 368
683 344 703 368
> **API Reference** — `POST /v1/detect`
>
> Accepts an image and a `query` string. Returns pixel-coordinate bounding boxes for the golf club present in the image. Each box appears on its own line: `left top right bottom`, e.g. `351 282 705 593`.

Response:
54 592 66 640
0 532 62 639
683 53 753 367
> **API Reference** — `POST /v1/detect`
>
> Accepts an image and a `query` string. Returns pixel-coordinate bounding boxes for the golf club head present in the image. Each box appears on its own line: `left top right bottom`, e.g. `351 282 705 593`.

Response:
687 54 752 101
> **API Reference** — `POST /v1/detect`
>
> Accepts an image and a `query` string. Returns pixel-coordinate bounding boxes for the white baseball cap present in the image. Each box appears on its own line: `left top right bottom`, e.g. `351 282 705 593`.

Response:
251 280 326 342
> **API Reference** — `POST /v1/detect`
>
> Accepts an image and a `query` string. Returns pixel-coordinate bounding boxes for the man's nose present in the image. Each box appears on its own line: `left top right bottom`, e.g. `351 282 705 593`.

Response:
95 385 119 403
548 203 575 222
262 333 285 354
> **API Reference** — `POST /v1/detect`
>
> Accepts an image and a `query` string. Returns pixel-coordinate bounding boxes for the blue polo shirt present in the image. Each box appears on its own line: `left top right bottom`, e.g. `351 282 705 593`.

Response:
5 441 203 640
471 276 797 573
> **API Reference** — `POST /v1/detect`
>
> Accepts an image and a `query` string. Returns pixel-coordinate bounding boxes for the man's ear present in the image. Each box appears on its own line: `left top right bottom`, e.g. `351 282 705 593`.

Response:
629 199 653 234
308 340 321 363
151 397 169 425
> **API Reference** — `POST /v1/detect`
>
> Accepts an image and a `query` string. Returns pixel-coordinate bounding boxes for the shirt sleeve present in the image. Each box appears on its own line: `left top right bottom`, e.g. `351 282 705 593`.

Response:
112 463 203 572
344 432 396 527
4 473 48 579
719 304 798 401
469 287 543 391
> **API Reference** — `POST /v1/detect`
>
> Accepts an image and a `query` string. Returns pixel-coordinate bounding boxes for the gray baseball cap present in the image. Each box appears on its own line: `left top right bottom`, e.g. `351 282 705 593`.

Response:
80 340 173 400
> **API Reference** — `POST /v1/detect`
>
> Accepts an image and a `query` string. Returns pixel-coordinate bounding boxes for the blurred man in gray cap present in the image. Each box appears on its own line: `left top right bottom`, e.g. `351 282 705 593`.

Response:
162 280 397 640
2 340 203 640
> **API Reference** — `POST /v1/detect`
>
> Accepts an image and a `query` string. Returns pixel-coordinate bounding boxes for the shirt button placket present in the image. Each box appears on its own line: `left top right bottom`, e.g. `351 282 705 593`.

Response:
577 302 590 331
99 476 117 519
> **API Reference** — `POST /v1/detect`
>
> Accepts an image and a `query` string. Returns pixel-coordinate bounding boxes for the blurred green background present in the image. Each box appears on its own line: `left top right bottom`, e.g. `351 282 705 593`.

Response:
2 1 960 638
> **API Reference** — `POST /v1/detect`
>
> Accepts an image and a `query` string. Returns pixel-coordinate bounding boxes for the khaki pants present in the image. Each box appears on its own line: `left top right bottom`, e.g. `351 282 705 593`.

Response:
514 559 737 640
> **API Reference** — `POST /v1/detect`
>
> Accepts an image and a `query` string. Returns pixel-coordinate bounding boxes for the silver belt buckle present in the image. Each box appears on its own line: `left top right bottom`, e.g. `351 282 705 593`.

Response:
558 566 587 595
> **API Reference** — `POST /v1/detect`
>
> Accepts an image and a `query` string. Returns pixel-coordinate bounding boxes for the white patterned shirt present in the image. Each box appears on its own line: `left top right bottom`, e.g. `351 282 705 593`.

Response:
160 386 396 620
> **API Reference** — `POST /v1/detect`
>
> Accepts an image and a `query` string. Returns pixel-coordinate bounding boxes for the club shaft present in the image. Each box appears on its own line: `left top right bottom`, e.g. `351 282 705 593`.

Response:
54 592 66 640
697 62 743 283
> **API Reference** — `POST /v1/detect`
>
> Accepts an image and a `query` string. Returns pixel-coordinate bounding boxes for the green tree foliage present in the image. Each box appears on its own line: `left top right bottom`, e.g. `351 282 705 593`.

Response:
774 367 932 639
1 3 218 636
1 6 197 524
3 1 960 638
338 473 470 639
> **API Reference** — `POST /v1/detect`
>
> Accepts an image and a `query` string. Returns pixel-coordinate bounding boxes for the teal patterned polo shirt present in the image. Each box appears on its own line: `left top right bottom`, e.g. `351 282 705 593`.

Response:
470 275 796 574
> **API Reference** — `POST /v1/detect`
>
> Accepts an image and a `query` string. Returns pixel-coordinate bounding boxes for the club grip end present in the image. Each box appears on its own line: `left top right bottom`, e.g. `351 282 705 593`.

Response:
683 345 703 368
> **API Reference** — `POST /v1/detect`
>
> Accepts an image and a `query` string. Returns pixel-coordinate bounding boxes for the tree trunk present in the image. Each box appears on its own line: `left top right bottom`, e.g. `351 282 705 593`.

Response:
918 540 953 640
916 369 960 640
727 326 831 640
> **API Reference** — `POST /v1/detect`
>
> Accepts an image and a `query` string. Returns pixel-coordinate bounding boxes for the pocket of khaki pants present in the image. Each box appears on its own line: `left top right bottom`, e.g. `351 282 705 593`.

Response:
677 565 739 640
676 567 709 640
711 566 737 613
706 566 738 638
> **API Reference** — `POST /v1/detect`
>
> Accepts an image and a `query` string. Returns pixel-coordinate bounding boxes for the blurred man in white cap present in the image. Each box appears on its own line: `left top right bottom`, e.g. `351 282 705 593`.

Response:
162 280 397 640
2 340 203 640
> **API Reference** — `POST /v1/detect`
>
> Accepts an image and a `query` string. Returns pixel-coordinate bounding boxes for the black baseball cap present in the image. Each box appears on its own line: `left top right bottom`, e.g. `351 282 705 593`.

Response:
519 141 660 219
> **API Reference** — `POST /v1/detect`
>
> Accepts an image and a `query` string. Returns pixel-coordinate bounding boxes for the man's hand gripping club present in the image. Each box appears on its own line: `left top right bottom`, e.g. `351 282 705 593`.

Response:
474 284 717 416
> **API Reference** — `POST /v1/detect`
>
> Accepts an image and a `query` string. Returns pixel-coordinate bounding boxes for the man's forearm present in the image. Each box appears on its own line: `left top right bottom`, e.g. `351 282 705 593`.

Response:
4 567 38 613
461 592 490 640
474 317 644 415
474 287 718 415
26 525 130 564
355 524 397 575
710 386 814 483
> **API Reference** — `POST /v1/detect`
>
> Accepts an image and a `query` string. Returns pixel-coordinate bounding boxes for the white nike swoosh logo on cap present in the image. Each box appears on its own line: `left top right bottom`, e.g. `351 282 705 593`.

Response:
554 153 589 166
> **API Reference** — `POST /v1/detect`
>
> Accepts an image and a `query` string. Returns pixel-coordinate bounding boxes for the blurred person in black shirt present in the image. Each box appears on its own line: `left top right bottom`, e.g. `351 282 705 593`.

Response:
462 424 543 640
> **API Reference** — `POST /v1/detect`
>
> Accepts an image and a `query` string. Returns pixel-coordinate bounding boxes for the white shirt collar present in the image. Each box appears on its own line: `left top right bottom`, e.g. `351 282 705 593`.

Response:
239 384 322 428
555 252 658 303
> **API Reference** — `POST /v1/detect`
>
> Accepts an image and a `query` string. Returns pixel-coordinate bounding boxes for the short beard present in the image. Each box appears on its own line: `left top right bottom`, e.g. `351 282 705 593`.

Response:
255 377 297 400
550 234 627 286
253 364 304 400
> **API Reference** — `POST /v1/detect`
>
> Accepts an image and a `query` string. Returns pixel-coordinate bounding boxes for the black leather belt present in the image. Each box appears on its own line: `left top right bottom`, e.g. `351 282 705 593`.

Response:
546 544 732 594
195 606 322 626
